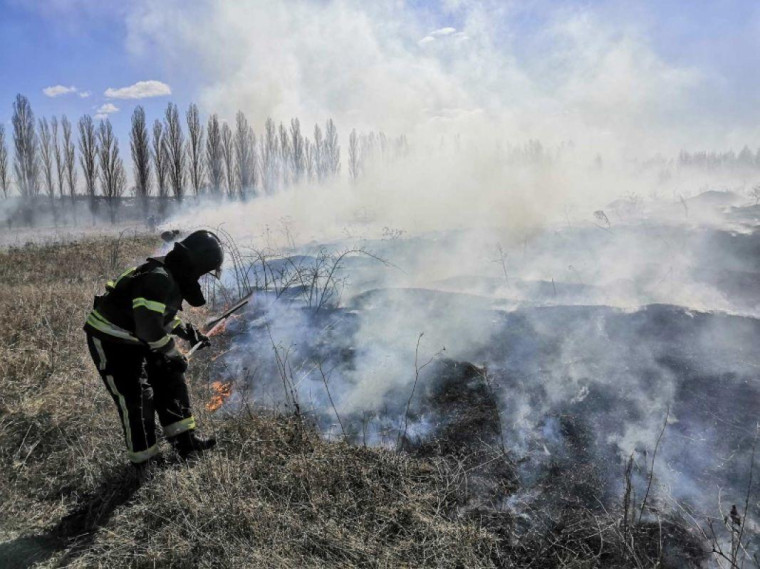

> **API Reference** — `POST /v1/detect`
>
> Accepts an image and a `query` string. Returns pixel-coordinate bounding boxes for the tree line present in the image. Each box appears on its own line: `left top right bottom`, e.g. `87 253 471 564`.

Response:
1 94 408 226
677 147 760 171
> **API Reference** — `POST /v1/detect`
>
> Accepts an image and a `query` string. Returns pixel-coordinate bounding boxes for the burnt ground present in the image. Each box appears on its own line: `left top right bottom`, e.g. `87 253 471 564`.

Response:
214 198 760 566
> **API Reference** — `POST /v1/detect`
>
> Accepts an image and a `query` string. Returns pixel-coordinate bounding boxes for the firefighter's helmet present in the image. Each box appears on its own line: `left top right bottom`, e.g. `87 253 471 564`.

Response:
176 230 224 279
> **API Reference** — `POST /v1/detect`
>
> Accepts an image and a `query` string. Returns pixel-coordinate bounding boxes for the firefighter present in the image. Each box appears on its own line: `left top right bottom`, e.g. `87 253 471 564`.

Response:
83 230 223 467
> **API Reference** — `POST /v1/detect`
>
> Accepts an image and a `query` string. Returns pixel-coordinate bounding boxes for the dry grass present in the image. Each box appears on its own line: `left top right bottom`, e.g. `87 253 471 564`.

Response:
0 235 498 568
0 235 712 568
0 236 159 534
65 417 500 568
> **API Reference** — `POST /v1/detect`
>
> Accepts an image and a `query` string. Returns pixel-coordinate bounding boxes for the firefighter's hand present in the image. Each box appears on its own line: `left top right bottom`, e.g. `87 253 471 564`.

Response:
185 323 211 349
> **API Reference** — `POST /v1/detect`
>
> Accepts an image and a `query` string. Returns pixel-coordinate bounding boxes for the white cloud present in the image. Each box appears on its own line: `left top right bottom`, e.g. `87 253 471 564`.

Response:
94 103 119 119
420 27 461 47
104 80 171 99
43 85 77 97
430 27 456 36
79 90 92 98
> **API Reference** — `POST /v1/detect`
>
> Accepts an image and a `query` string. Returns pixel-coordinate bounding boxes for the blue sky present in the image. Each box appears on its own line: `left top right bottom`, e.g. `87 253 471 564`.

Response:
0 0 189 143
1 0 759 153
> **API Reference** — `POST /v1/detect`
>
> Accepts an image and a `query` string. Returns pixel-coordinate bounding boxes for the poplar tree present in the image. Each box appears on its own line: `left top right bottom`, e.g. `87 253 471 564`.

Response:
130 106 152 219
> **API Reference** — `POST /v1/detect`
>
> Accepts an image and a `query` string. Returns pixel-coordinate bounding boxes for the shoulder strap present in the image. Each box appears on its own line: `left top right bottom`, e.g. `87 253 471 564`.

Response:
104 259 159 296
105 266 138 292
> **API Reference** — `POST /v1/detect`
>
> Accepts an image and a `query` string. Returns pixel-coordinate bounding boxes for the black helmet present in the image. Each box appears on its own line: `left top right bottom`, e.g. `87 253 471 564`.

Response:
175 230 224 279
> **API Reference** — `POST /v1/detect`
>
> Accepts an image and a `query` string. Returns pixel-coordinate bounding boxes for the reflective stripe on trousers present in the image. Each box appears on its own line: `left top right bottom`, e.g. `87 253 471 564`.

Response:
89 337 159 464
163 416 197 438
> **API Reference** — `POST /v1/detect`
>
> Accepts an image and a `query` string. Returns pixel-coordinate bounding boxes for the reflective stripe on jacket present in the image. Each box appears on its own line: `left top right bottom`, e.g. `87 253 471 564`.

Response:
83 257 184 352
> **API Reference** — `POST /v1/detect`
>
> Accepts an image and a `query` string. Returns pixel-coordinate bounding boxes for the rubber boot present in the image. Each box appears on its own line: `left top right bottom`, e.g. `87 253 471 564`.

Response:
169 431 217 460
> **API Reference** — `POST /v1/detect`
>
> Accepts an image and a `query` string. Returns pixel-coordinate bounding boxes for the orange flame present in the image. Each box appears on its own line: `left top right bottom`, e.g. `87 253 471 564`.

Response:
206 380 233 412
207 320 228 338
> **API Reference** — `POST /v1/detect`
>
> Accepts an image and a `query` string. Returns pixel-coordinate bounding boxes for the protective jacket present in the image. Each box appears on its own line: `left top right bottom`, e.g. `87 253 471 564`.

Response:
84 256 185 354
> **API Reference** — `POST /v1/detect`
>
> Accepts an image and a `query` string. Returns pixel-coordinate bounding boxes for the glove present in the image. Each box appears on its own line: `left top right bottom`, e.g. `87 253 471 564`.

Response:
150 347 188 374
185 323 211 349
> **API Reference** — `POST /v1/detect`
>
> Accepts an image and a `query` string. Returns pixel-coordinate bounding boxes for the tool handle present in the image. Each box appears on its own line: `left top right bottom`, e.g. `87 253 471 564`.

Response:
185 294 252 360
186 316 227 360
186 342 204 359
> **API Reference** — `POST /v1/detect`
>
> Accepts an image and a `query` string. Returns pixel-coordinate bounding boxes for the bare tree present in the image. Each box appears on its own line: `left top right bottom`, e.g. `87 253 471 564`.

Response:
396 134 409 158
235 111 256 199
304 138 314 182
290 118 305 184
221 121 235 198
324 118 341 178
248 121 261 196
78 115 99 220
38 118 54 197
152 120 169 215
62 116 78 221
98 119 126 223
313 123 324 182
186 103 205 197
206 114 224 196
360 131 377 168
38 117 57 222
750 184 760 205
263 118 278 193
164 102 186 201
279 122 291 187
130 106 152 219
348 128 359 182
12 94 40 223
0 125 8 198
51 117 65 200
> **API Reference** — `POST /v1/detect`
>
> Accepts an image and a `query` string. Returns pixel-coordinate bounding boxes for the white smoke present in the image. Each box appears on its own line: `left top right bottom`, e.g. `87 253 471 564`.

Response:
126 0 760 538
122 0 714 152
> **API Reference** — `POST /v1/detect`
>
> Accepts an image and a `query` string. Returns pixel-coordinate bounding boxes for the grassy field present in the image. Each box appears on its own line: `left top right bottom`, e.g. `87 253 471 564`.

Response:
0 235 711 568
0 235 503 568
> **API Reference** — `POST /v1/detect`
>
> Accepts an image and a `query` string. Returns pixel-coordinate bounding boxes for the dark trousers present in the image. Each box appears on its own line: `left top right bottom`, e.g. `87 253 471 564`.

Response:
86 333 196 464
